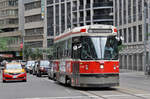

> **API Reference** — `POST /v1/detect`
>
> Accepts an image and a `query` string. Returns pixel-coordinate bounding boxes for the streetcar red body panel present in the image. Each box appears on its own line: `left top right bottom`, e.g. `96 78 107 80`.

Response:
78 61 119 74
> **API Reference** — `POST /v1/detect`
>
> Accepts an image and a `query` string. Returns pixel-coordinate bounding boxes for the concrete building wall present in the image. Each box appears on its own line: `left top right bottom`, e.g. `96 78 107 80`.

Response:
0 0 22 58
47 0 113 37
114 0 150 72
24 0 46 48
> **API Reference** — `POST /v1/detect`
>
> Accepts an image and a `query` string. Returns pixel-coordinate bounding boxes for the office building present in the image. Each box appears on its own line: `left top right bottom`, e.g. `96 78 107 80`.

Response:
114 0 150 71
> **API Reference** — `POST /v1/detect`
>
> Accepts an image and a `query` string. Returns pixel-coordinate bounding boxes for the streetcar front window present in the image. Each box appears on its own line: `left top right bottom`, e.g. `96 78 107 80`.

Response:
81 36 119 60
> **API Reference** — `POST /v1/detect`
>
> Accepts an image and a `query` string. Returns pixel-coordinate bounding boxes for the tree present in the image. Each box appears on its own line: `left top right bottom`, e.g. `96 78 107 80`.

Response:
0 37 9 51
35 48 43 60
23 45 32 61
47 47 54 60
0 37 17 51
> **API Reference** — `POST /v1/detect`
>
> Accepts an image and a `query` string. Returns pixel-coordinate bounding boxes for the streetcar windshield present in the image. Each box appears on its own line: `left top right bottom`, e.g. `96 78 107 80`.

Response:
81 36 119 60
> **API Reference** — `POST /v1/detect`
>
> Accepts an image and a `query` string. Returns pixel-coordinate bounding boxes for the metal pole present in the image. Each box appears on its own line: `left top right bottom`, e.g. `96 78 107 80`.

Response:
144 1 147 75
148 0 150 75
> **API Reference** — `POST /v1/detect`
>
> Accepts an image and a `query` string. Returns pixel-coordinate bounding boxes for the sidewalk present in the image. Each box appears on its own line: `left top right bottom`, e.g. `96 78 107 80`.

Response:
119 69 150 92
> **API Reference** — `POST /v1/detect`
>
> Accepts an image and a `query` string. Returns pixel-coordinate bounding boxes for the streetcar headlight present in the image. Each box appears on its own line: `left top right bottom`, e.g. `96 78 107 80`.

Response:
114 67 116 70
100 65 104 69
85 65 88 70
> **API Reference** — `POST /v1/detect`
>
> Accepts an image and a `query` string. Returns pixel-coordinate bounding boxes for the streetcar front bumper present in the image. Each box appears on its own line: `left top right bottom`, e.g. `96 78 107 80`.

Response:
71 73 119 87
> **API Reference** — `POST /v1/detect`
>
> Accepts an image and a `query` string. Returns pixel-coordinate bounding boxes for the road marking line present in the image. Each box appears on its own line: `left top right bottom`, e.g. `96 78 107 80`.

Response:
65 89 72 94
20 96 99 99
102 94 131 97
102 94 150 98
117 87 150 94
135 94 150 96
79 91 101 98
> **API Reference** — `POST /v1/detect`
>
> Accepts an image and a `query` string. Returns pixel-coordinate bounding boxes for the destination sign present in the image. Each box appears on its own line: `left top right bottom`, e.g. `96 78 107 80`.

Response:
88 29 112 33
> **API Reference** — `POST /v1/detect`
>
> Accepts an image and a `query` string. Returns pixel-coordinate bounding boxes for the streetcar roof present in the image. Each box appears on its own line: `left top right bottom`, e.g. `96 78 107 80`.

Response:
54 25 117 43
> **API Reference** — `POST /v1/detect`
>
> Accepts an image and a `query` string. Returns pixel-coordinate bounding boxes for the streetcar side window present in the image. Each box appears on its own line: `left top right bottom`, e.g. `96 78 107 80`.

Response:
72 37 81 59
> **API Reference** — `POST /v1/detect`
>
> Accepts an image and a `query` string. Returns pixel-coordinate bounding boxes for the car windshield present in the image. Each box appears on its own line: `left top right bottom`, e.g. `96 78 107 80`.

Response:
6 64 22 70
40 61 50 67
81 36 119 60
27 61 35 65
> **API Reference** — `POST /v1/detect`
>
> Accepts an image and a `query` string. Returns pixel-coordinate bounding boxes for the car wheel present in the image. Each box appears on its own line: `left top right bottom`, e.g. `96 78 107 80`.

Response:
23 79 27 82
38 73 41 77
3 80 6 83
48 76 51 79
29 70 32 74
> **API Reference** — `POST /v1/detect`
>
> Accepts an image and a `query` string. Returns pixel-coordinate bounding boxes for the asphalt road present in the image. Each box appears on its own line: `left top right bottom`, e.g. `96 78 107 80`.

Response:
0 72 150 99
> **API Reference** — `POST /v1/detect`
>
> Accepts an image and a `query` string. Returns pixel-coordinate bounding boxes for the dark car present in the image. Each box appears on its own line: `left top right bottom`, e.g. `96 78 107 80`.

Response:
36 60 50 77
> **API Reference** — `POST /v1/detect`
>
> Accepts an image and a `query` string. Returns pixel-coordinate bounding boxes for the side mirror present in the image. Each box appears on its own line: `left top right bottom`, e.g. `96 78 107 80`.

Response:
115 36 123 46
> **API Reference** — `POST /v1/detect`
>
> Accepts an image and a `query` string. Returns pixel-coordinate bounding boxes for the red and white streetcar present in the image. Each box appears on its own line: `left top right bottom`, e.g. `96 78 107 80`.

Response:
50 24 122 87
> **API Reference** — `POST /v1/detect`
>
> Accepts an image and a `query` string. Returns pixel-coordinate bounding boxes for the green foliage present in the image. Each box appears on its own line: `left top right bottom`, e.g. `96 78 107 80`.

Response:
118 45 126 52
0 37 17 51
23 45 43 60
46 46 54 59
23 45 32 60
0 37 10 51
35 48 43 60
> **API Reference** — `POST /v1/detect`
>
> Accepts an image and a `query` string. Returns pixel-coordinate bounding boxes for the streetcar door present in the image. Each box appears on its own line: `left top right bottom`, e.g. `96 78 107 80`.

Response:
72 37 81 85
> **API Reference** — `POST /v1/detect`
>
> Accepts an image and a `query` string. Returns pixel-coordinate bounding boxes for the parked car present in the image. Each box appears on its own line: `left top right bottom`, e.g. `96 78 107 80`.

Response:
47 61 54 79
32 61 38 75
2 62 27 82
36 60 50 77
25 61 35 74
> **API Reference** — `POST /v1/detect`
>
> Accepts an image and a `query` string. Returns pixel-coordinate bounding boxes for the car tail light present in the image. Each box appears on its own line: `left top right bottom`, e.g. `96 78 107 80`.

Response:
40 67 45 70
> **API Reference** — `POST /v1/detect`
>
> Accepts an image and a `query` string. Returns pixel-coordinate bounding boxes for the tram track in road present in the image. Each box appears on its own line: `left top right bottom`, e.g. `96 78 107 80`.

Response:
32 75 150 99
79 87 150 99
115 88 148 99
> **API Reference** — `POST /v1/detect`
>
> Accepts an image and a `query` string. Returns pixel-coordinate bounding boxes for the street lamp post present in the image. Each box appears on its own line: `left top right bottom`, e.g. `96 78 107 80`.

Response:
144 0 150 75
148 0 150 75
144 1 147 75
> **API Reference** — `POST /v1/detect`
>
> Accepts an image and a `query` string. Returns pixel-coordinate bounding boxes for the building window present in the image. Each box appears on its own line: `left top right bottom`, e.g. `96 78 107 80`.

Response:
123 0 126 24
119 29 122 37
55 5 59 35
138 25 142 41
25 14 42 23
138 0 142 21
25 1 41 11
133 0 136 22
47 6 54 36
115 0 118 26
25 28 44 36
146 23 148 41
128 28 132 42
119 0 122 25
47 0 53 5
47 39 54 47
128 0 131 23
61 3 65 33
133 26 137 42
124 28 127 43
